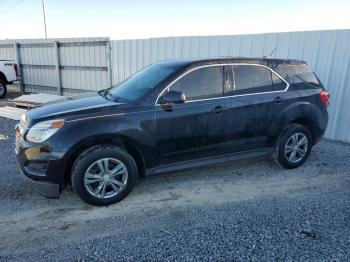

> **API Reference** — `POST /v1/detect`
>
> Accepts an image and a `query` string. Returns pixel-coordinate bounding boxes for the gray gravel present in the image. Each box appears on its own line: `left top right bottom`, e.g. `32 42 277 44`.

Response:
0 116 349 261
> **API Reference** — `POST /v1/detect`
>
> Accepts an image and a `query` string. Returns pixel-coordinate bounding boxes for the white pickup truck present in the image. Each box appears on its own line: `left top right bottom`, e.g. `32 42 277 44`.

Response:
0 60 18 98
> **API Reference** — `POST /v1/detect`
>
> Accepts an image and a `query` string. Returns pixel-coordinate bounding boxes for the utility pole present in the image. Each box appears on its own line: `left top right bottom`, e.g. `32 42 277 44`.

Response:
42 0 48 38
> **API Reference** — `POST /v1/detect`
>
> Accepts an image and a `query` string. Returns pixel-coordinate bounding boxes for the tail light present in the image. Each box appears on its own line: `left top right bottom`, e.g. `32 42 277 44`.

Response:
320 91 330 108
13 63 19 76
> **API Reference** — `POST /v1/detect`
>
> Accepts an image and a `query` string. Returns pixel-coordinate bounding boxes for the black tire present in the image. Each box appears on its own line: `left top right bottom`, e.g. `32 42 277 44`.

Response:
71 145 138 206
0 78 7 99
274 124 313 169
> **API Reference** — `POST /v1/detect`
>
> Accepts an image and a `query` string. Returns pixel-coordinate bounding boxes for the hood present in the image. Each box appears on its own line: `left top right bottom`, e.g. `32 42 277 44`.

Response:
25 92 121 123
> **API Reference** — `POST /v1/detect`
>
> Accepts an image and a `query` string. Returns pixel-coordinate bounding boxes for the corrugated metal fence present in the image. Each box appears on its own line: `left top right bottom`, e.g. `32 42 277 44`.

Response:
0 30 349 142
111 30 350 143
0 37 111 95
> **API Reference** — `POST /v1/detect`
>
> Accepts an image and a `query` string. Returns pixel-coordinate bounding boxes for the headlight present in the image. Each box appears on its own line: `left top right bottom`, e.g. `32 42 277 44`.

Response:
26 119 65 143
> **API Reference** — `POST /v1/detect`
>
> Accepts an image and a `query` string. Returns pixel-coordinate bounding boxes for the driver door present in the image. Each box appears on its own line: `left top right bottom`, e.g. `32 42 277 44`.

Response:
154 65 232 166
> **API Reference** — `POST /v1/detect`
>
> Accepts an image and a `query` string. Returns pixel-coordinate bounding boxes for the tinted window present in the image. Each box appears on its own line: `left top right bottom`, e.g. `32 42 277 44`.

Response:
224 66 234 96
233 65 274 95
169 66 224 100
275 64 319 88
271 71 287 91
110 64 176 101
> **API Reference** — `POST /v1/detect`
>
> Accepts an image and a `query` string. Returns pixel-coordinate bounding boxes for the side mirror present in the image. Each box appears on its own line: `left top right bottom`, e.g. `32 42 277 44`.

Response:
159 90 186 105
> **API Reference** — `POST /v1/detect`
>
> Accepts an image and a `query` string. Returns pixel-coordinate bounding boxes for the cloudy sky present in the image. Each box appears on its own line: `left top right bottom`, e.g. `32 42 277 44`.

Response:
0 0 349 39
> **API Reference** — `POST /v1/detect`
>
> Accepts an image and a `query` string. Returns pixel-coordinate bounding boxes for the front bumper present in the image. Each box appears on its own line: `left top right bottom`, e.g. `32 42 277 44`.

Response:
19 166 60 199
15 124 65 199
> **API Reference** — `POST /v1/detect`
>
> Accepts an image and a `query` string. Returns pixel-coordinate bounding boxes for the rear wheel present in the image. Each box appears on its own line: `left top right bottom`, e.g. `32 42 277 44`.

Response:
0 79 7 99
274 124 313 169
71 145 138 206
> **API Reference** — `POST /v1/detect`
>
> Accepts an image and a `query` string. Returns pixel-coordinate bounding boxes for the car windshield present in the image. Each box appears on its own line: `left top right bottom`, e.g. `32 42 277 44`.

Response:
108 64 176 101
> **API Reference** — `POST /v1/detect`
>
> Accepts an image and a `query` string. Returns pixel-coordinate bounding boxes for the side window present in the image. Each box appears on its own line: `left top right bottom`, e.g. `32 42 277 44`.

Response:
169 66 224 100
232 65 285 95
224 66 234 96
233 65 274 95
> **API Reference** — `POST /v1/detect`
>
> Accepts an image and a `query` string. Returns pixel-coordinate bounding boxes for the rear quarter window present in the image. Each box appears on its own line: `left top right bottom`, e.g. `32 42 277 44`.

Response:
275 64 320 89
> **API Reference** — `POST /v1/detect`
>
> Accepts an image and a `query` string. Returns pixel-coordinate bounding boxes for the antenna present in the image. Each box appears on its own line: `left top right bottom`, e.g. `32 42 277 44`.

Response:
264 46 277 58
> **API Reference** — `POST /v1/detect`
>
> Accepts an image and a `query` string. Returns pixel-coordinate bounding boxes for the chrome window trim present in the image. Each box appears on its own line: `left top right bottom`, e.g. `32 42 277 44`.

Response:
155 63 289 105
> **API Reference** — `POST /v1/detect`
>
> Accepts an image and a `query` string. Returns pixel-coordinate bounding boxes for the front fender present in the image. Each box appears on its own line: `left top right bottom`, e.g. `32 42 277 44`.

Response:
47 111 156 167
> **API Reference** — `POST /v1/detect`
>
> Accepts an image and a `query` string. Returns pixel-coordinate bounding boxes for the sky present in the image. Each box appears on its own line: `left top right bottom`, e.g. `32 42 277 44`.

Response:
0 0 349 40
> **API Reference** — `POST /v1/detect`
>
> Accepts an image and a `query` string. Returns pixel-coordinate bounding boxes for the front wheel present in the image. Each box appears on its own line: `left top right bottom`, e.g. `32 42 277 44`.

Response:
274 124 313 169
0 79 7 99
71 145 138 206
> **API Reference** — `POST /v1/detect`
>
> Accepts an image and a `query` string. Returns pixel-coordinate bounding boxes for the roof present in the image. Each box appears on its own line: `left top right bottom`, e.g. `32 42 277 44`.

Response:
156 57 307 69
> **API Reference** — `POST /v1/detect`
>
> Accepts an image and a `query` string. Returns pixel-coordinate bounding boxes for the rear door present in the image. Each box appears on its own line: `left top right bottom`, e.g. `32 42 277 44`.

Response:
226 64 288 151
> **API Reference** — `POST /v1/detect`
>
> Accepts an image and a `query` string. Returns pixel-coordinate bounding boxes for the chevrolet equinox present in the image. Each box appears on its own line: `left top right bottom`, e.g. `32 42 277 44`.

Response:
15 58 330 205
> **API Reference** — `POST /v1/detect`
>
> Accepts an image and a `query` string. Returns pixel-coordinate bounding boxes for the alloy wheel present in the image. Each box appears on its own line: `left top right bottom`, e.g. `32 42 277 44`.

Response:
84 158 128 199
284 132 309 163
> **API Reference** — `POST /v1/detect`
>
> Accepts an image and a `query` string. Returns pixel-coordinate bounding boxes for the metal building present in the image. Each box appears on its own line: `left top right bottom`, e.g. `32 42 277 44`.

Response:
112 29 350 143
0 30 349 142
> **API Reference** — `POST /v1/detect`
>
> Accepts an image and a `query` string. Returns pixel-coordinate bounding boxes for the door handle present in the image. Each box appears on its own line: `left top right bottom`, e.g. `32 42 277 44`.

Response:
274 96 283 104
211 106 228 114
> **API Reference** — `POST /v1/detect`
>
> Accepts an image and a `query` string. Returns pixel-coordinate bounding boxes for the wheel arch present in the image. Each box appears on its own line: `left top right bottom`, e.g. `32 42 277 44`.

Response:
62 134 146 186
289 117 320 144
272 102 324 145
0 71 8 83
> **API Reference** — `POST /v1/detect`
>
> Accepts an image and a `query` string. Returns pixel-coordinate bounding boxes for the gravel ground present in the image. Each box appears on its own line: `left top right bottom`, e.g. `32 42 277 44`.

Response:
0 116 349 261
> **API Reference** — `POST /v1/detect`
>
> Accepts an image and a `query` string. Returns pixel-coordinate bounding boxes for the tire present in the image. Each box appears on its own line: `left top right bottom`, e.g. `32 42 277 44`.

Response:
0 78 7 99
71 145 138 206
274 124 313 169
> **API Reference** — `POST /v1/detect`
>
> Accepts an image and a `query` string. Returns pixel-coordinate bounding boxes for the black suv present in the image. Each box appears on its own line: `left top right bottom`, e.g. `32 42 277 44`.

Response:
15 58 329 205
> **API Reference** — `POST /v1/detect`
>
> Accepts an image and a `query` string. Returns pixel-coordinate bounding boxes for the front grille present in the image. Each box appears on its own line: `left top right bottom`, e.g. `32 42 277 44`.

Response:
15 123 24 154
15 135 22 154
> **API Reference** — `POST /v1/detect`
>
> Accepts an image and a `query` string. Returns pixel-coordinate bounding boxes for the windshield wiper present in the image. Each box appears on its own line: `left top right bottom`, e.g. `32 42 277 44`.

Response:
98 89 108 97
99 88 119 102
106 91 120 102
104 89 119 102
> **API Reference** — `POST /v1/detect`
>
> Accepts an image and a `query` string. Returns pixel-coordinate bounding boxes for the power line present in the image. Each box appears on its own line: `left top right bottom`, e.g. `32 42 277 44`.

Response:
0 0 25 16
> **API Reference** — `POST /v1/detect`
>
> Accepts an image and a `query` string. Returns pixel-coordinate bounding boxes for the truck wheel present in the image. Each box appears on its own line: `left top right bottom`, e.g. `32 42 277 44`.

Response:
71 145 138 206
274 124 313 169
0 79 7 99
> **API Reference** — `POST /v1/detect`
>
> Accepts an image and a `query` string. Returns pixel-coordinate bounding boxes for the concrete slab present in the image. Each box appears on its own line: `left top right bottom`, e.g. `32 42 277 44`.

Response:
11 93 64 108
0 106 27 120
